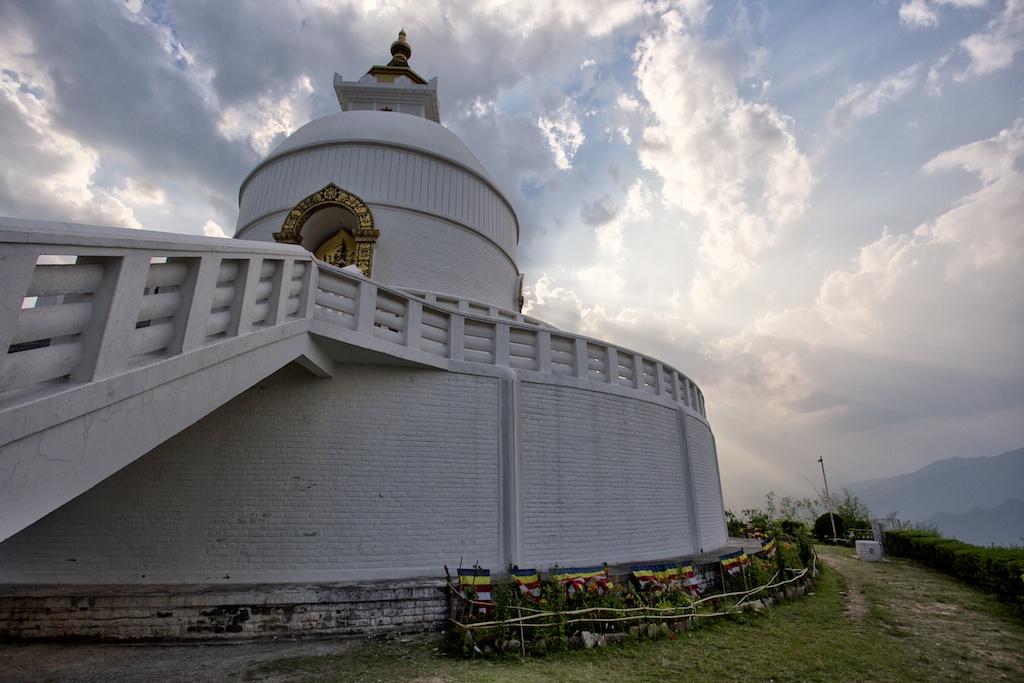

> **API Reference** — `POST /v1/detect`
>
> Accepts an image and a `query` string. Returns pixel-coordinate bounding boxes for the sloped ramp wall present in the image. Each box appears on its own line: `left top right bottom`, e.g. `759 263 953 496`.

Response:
0 364 502 584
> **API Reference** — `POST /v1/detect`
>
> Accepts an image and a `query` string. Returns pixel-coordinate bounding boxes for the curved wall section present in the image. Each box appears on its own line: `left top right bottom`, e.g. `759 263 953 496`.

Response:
0 365 504 583
368 206 518 310
235 113 520 310
518 382 694 567
238 143 518 258
685 415 728 552
0 361 723 584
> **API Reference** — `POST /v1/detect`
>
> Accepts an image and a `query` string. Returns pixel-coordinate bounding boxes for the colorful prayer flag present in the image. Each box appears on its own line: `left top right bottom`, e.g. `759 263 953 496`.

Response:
719 550 748 576
510 567 541 599
457 567 492 614
761 537 777 557
552 566 606 595
680 562 701 596
631 563 695 594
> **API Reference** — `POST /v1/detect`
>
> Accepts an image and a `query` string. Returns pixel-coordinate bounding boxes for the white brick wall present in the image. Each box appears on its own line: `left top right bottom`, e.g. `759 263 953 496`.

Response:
0 364 502 583
0 363 726 585
368 206 519 310
517 382 693 567
685 414 728 551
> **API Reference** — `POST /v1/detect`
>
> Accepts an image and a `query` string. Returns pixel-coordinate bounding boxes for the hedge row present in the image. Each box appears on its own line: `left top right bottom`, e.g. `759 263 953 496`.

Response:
884 530 1024 606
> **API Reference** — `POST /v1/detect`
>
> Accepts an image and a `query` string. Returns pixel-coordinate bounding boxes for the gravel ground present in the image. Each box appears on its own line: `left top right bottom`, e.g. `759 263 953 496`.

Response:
0 636 365 683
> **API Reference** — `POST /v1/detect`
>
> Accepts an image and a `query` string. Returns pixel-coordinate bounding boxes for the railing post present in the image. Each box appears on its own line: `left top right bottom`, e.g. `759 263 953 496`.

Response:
355 281 378 336
573 338 588 379
297 258 316 320
267 258 292 326
75 252 150 382
230 256 263 337
173 255 220 354
405 298 422 350
448 314 465 360
495 323 510 367
653 362 664 396
0 246 38 355
632 353 644 390
536 330 551 373
604 346 618 384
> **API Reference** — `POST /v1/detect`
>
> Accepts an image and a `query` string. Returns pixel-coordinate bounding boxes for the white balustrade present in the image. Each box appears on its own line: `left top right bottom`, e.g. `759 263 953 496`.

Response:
312 262 707 417
2 221 706 418
1 221 314 404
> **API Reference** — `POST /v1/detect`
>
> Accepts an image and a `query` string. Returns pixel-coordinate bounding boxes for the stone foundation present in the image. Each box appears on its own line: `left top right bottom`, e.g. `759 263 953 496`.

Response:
0 579 447 641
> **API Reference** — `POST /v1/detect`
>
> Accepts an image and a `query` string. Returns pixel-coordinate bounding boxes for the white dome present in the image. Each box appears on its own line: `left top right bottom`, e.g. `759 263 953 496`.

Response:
256 111 495 184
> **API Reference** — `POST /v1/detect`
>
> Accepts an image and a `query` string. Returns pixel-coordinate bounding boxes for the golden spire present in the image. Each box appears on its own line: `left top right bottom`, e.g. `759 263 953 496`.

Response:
388 29 411 67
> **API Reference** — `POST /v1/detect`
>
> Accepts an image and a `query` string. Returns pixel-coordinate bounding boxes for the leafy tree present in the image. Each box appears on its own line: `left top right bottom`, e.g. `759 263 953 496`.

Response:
825 487 871 528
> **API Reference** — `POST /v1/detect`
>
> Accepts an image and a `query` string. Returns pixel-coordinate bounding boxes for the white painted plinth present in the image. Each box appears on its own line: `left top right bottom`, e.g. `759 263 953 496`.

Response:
855 540 883 561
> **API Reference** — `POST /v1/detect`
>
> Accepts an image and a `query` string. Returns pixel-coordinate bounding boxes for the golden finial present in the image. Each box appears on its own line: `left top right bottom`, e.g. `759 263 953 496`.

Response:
389 29 412 66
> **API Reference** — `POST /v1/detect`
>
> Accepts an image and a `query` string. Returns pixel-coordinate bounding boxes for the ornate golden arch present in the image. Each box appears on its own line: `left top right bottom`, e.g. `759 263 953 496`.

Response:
273 183 379 277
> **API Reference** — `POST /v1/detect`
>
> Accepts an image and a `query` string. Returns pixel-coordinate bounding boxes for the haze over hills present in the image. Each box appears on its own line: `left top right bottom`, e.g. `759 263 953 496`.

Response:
846 447 1024 547
926 499 1024 548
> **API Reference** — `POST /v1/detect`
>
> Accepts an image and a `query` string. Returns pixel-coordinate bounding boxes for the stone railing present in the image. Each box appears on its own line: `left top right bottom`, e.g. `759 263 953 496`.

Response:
0 220 314 405
314 266 707 416
1 219 705 418
399 288 555 329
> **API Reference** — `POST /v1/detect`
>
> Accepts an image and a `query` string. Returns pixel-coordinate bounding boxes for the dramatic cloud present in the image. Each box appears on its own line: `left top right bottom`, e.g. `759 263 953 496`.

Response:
0 30 139 227
633 7 814 308
701 116 1024 487
2 0 1021 509
538 100 586 170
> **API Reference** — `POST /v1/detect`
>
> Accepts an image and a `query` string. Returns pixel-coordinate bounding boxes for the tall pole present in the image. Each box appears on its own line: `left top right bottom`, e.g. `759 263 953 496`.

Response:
819 456 838 542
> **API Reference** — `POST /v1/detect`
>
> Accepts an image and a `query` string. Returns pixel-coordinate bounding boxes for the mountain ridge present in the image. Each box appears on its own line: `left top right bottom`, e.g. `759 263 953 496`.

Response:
846 447 1024 545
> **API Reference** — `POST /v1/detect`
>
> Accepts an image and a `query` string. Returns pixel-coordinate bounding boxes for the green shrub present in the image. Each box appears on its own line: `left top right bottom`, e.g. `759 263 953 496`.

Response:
813 512 844 542
884 530 1024 609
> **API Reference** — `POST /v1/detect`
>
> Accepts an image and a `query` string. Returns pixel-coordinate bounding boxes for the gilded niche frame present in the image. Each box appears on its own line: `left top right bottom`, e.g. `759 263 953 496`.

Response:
273 183 380 277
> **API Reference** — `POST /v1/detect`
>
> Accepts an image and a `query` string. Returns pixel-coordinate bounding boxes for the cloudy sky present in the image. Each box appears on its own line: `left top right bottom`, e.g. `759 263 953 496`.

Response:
2 0 1022 511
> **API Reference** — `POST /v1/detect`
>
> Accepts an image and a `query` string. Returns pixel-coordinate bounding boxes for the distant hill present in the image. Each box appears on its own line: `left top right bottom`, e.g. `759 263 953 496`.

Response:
847 447 1024 537
925 498 1024 547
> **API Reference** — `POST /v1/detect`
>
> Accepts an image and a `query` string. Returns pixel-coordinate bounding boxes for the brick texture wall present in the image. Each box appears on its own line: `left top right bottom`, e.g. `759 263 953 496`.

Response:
0 364 502 583
517 382 693 567
685 414 728 551
0 364 726 585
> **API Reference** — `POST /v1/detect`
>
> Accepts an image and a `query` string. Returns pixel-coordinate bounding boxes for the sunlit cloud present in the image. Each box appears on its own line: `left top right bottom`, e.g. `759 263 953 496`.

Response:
900 0 940 29
0 35 140 228
202 220 229 238
633 9 814 308
828 65 921 133
538 99 586 171
217 76 315 156
960 0 1024 75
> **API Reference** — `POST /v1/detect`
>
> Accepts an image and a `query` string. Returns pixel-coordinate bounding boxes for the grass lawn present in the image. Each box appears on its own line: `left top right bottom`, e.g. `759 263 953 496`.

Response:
254 545 1024 682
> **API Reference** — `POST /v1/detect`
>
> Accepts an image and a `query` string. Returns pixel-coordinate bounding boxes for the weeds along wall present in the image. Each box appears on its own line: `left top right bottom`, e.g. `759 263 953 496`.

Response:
0 359 723 585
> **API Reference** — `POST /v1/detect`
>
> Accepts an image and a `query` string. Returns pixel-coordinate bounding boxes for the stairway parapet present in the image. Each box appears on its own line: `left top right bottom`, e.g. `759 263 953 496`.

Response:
1 219 315 407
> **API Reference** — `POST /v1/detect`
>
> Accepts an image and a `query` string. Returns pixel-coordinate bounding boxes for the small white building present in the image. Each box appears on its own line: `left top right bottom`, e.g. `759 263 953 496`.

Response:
0 32 727 638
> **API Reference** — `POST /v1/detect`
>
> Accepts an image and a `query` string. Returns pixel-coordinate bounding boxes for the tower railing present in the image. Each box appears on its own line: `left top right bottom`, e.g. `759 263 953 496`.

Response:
313 265 707 416
1 220 706 418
